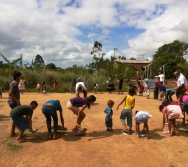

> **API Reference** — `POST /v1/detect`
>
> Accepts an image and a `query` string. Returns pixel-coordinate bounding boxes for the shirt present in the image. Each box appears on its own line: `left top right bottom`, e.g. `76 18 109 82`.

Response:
124 95 135 109
75 82 87 94
44 100 62 112
177 73 188 87
10 105 33 117
70 97 89 107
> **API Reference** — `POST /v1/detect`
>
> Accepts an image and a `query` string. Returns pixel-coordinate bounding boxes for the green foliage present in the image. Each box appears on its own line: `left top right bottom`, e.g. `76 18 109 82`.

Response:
46 63 56 70
152 40 188 79
32 54 45 68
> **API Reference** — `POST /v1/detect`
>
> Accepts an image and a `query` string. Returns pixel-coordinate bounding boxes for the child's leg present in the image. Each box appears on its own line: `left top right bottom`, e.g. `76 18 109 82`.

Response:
16 130 25 141
168 119 172 134
136 122 140 137
144 122 149 138
127 110 132 133
182 110 185 124
76 112 86 128
10 122 16 137
120 110 128 130
172 119 176 133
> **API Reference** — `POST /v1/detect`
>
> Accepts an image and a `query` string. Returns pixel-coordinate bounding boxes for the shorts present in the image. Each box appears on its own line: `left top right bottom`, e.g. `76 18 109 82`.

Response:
120 109 132 127
10 114 29 131
135 114 149 123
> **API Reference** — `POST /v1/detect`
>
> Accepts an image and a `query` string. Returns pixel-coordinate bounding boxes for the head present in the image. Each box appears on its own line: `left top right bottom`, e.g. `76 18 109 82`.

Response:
30 101 38 110
137 81 140 85
128 87 136 96
135 110 139 115
159 70 162 74
107 100 114 108
13 71 22 81
86 95 96 104
56 100 60 104
174 71 180 78
159 105 164 112
78 84 82 92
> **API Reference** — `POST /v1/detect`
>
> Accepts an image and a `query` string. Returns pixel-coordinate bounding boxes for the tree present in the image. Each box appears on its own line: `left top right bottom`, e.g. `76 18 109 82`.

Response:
46 63 56 70
152 40 188 79
32 54 45 68
0 53 22 75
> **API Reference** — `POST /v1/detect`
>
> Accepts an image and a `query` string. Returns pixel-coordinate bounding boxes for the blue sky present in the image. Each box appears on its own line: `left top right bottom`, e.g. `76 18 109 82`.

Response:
0 0 188 68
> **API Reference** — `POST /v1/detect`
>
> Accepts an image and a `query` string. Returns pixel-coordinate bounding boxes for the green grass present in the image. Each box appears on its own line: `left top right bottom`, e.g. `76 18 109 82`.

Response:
2 139 22 151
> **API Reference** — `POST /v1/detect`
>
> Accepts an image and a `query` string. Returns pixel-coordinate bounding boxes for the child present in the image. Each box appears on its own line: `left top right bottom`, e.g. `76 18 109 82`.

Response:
164 88 175 102
104 100 115 132
154 77 160 99
42 100 67 140
67 95 96 133
178 93 188 124
18 76 26 94
134 111 152 139
93 83 99 93
116 87 136 134
137 81 144 96
10 101 38 142
118 75 123 94
159 84 166 100
159 101 184 136
36 82 41 93
145 80 150 99
8 71 22 137
42 81 46 93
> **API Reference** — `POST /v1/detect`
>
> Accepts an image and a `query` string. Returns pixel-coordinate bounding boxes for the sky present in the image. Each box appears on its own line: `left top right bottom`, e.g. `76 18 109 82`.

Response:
0 0 188 68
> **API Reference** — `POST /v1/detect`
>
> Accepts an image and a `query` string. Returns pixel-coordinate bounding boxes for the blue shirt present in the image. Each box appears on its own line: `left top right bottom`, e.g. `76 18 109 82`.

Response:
45 100 62 112
105 107 113 117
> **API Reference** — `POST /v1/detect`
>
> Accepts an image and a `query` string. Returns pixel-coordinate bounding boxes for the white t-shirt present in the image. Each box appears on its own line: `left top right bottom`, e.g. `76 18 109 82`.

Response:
177 73 188 87
75 82 87 94
158 74 165 82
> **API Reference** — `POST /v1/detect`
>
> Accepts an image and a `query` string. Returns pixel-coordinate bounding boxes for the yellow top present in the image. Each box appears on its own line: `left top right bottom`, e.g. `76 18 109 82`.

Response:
124 95 135 109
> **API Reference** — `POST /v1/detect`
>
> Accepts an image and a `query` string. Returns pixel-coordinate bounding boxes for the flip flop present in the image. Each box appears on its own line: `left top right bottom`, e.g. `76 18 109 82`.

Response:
165 132 172 137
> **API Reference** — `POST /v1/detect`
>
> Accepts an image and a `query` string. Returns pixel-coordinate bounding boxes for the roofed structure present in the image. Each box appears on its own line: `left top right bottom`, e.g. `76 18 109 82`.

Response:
114 59 151 70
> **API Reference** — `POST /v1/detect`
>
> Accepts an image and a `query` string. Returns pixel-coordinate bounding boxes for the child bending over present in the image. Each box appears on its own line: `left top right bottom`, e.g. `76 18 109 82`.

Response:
134 111 152 139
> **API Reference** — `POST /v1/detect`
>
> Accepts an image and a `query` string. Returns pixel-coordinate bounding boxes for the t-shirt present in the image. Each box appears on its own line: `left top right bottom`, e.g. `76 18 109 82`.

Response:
70 97 89 107
163 105 184 119
124 95 135 109
158 74 165 82
9 80 20 101
177 73 188 87
166 88 174 94
105 107 113 117
10 105 33 117
44 100 62 112
75 82 87 94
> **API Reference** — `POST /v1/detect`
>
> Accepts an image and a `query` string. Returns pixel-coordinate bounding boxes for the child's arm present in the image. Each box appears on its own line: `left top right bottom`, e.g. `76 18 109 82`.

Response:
108 109 112 119
162 112 166 130
116 96 127 110
131 99 135 109
28 116 35 133
59 111 67 131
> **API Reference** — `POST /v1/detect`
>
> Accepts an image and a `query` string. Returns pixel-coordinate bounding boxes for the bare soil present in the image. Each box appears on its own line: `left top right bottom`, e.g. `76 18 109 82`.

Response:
0 90 188 167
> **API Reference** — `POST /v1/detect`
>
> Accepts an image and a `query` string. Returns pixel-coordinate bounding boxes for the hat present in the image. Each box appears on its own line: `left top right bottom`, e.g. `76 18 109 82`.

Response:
186 85 188 92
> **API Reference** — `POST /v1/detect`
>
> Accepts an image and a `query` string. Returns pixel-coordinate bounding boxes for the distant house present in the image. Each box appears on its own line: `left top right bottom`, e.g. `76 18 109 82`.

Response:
114 59 151 70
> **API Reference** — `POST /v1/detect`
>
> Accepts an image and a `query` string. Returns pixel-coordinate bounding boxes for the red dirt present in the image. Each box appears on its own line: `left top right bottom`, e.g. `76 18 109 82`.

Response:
0 91 188 167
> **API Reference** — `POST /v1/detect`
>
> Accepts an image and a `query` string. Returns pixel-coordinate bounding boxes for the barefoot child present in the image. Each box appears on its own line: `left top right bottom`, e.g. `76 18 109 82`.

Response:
67 95 96 134
104 100 115 132
134 111 152 139
159 101 184 136
116 87 136 134
10 101 38 142
42 100 67 140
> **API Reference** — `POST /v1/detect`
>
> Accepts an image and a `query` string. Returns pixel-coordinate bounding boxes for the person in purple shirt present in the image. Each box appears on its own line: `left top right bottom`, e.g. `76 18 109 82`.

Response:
8 71 22 137
67 95 96 133
42 100 67 140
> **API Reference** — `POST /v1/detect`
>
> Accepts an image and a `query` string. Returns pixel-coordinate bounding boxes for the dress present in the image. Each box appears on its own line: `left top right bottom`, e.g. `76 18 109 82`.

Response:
18 79 25 90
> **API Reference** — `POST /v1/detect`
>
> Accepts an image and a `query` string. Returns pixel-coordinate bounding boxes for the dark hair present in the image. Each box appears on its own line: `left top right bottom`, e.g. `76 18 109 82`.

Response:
13 71 22 80
86 95 96 102
56 100 60 104
135 110 139 114
30 101 38 107
128 87 136 96
159 105 164 112
107 100 114 106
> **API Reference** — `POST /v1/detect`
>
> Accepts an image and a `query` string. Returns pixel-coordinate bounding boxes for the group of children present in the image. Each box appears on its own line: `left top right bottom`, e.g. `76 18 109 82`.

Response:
104 87 152 139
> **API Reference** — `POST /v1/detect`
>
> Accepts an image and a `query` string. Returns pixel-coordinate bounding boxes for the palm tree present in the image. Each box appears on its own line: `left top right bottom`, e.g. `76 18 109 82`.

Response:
0 53 22 75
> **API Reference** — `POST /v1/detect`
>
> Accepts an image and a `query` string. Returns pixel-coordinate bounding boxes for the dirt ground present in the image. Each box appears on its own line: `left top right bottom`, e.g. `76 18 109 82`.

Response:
0 91 188 167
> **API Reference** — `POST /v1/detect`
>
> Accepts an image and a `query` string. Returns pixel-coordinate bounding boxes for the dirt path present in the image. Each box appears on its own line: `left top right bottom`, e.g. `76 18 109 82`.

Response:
0 92 188 167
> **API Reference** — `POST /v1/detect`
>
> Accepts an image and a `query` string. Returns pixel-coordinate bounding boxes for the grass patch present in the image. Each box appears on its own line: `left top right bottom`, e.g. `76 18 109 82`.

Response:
2 139 22 151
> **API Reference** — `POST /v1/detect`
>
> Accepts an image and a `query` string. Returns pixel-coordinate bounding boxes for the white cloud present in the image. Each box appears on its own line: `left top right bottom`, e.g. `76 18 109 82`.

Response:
0 0 188 68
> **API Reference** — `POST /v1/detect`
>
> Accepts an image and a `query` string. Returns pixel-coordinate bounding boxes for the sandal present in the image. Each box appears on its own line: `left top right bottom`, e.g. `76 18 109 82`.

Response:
53 134 59 140
166 132 172 137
